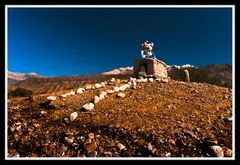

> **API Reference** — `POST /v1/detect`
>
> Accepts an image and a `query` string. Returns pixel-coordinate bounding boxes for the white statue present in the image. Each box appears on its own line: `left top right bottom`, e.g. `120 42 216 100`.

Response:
141 41 155 59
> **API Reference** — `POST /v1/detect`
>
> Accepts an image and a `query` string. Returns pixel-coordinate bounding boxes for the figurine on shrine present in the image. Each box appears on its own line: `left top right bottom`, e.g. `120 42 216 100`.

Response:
141 41 155 59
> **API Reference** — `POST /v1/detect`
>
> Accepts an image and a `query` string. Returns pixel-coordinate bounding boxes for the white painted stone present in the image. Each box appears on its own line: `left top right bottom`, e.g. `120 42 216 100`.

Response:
47 96 56 101
98 91 107 100
113 87 119 92
149 78 154 82
210 145 224 157
101 82 106 87
95 83 102 89
77 88 85 94
70 112 78 122
106 90 115 94
85 84 92 90
119 85 127 91
69 91 75 95
117 93 125 98
110 78 116 82
61 94 67 98
82 103 94 111
94 95 100 104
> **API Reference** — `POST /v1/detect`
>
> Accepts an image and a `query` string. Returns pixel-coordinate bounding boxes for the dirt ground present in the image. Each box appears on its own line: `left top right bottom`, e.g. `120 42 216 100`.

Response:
7 78 233 159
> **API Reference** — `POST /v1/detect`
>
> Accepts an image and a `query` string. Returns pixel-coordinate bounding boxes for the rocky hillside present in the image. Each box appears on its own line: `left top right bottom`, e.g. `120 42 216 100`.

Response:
7 64 232 94
7 77 232 158
8 73 131 94
167 64 232 88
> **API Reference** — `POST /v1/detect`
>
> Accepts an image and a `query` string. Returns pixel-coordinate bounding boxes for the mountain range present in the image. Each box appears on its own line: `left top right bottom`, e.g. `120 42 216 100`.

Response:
7 63 232 94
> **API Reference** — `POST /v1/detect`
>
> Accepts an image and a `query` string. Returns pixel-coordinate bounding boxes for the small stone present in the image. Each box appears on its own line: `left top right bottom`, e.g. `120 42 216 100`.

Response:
117 143 125 150
85 142 97 152
149 78 154 82
110 78 115 82
106 90 115 94
84 138 92 145
95 83 102 89
168 139 176 145
104 151 112 157
33 123 40 128
47 96 56 101
93 95 100 104
15 122 21 126
72 143 79 147
87 151 98 157
65 137 74 144
70 112 78 122
148 143 153 151
15 125 21 131
85 84 92 90
210 145 224 157
61 94 67 98
162 78 169 83
64 117 70 123
117 93 125 98
69 91 75 95
41 111 47 114
113 87 120 92
77 88 85 94
82 103 94 111
224 148 232 157
88 133 94 139
10 126 15 132
165 152 171 157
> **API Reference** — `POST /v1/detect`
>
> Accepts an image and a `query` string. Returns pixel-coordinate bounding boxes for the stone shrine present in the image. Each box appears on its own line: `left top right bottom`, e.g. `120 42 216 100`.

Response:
133 58 168 78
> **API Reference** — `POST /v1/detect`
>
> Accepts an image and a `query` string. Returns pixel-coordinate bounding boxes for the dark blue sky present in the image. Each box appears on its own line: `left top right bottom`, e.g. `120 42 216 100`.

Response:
7 7 233 76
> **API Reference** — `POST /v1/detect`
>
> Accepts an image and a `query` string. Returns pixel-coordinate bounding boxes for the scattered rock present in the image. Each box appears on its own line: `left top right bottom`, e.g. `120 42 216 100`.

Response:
104 151 112 157
210 145 224 157
82 103 94 111
87 151 98 157
47 96 56 101
95 83 102 89
149 78 154 82
224 148 232 157
93 95 100 104
77 88 85 94
88 133 95 139
65 137 74 145
85 142 97 152
117 143 125 150
70 112 78 122
117 93 125 98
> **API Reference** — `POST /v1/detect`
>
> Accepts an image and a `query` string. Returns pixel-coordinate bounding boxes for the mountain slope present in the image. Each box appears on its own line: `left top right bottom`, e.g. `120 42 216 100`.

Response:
8 71 44 86
167 64 232 88
7 64 232 94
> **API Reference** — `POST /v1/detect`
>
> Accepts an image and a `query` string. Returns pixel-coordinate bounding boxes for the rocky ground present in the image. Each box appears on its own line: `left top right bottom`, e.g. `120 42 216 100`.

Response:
7 78 233 159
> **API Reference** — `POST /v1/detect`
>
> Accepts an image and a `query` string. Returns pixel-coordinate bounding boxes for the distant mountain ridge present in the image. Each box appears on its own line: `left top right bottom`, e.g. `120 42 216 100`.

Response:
8 71 44 80
102 66 133 75
8 71 44 86
7 63 232 94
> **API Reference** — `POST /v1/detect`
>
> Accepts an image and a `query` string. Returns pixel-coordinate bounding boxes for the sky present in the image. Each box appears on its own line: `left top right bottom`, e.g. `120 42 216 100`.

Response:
7 6 233 76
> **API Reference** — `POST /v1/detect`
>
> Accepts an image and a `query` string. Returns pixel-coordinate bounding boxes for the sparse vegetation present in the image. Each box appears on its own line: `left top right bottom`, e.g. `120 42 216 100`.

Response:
8 87 33 97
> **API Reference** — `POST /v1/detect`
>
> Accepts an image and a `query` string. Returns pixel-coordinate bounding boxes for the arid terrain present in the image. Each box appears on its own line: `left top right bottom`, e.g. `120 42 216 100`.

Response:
7 77 233 159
